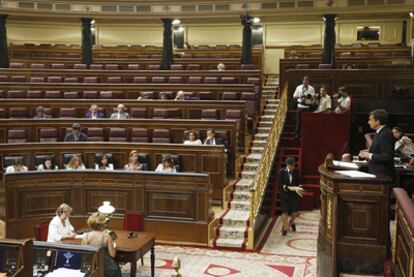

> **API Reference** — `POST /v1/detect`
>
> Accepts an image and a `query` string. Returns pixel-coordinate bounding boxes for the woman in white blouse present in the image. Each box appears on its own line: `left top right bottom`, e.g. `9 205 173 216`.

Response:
66 155 86 170
47 203 76 242
95 154 114 170
5 158 28 173
183 130 202 145
155 154 177 173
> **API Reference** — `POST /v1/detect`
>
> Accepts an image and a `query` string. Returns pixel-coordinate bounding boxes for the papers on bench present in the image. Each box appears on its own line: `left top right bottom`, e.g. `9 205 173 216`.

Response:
335 170 376 178
45 268 85 277
333 160 359 170
74 234 85 239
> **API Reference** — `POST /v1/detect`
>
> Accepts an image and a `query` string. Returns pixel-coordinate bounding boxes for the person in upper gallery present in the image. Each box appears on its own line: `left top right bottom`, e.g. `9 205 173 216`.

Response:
160 93 172 100
33 106 52 119
66 155 86 170
124 150 144 171
333 86 351 114
183 130 203 145
293 76 316 138
392 126 414 161
279 157 304 236
64 123 88 142
341 153 352 162
174 90 186 100
110 104 130 119
217 63 226 71
85 104 105 119
95 154 114 171
155 154 177 173
47 203 76 242
37 156 58 171
359 109 396 180
82 212 122 277
314 86 332 113
5 157 28 173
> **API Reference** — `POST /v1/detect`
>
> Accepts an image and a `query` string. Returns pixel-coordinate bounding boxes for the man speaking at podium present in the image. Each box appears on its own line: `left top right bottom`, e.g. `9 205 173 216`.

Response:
359 109 396 181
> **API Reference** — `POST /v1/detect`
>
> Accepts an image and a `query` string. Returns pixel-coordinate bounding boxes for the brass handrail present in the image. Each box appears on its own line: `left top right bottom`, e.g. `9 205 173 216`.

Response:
247 83 288 249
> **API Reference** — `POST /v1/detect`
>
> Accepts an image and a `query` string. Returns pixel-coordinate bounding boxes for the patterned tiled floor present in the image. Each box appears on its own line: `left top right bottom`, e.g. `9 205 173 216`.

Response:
126 210 384 277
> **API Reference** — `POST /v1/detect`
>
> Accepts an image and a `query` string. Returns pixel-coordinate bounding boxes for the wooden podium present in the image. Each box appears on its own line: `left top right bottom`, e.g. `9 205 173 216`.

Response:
317 165 392 276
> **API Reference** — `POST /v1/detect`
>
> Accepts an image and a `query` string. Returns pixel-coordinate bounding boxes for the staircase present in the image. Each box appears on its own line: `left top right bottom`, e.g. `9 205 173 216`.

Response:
213 75 279 249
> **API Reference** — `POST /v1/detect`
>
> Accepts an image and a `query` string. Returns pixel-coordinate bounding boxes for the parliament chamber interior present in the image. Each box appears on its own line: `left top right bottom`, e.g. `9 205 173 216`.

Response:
0 0 413 276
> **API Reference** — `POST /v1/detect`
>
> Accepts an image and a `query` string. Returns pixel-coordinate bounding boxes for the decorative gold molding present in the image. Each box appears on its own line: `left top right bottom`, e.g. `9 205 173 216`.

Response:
326 196 333 238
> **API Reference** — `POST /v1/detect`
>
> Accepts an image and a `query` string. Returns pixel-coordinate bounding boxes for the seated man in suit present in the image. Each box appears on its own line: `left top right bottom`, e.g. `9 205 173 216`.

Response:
279 157 304 236
85 104 104 119
63 123 88 142
204 128 225 146
33 106 52 119
110 104 130 119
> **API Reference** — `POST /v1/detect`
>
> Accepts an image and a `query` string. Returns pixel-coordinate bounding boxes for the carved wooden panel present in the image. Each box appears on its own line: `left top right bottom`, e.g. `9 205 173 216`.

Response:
19 190 71 217
85 189 132 215
146 191 195 220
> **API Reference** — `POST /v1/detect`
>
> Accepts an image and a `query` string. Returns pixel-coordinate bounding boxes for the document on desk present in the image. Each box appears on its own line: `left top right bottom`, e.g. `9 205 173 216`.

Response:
45 268 85 277
335 170 376 178
333 161 359 170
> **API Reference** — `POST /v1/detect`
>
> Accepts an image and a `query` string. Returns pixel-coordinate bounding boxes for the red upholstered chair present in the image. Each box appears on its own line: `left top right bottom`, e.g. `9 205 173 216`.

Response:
241 92 257 120
59 107 77 118
99 91 114 99
202 109 219 120
82 91 99 99
108 127 128 142
7 90 26 98
51 63 65 69
221 77 236 84
30 76 45 83
74 64 87 69
130 108 147 118
64 77 78 83
9 107 28 118
151 76 166 83
87 127 105 141
204 77 219 84
90 64 104 70
186 64 201 70
31 63 45 69
84 77 98 83
170 64 183 70
131 128 149 142
127 64 140 70
105 64 119 70
168 76 183 83
39 128 58 142
148 64 160 70
188 76 202 84
63 91 80 99
133 76 147 83
34 222 49 241
167 109 182 119
198 91 213 100
225 109 242 128
123 211 144 265
0 75 8 82
221 92 240 100
107 76 122 83
152 129 171 143
152 108 168 119
0 108 5 118
246 77 260 86
295 64 310 69
45 90 61 98
7 129 28 143
10 62 23 68
47 76 63 83
241 64 255 70
11 75 27 82
318 64 333 69
139 91 155 99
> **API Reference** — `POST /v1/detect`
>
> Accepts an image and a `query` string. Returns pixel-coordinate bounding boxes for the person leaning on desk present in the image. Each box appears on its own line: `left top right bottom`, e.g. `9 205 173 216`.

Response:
47 204 76 242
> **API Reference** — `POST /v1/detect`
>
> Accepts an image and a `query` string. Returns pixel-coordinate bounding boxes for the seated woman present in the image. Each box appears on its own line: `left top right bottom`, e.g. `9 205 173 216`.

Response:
82 212 122 277
393 126 414 161
124 150 144 171
5 157 28 173
183 130 202 145
155 154 177 173
95 154 114 171
66 155 86 170
47 203 76 242
37 157 59 171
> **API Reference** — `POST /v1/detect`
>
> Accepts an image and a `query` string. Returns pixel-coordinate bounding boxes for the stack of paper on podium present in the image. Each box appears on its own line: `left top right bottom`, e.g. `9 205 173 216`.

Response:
335 170 376 178
45 268 85 277
332 160 359 170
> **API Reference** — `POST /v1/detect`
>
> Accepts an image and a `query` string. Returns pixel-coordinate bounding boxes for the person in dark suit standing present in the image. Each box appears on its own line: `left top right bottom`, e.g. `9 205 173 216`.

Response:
64 124 88 142
85 104 105 119
359 109 395 180
279 157 304 236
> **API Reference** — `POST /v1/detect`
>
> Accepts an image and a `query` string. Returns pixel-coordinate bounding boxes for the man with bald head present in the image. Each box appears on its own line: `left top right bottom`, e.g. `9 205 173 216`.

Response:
110 104 130 119
341 153 352 162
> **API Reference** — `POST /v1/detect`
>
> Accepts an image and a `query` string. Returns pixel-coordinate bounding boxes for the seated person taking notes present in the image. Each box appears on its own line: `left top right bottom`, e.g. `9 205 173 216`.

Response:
47 204 76 242
155 154 177 173
5 157 28 173
66 155 86 170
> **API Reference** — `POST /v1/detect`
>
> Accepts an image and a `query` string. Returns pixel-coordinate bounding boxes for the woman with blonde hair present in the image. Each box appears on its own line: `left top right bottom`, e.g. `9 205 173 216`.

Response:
47 203 76 242
66 155 86 170
82 212 122 277
124 150 144 171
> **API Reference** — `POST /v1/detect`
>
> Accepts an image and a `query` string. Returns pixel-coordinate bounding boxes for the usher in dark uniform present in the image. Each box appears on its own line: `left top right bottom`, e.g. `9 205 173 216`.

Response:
279 167 300 214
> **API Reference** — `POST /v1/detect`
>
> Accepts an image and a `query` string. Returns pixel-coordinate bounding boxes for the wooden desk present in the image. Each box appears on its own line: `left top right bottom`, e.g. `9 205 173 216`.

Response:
318 165 392 276
63 231 156 277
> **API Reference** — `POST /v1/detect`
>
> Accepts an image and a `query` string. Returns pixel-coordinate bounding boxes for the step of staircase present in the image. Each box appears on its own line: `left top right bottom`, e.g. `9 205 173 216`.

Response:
260 115 275 121
241 170 256 179
232 190 251 201
265 103 279 109
216 226 247 240
264 109 277 115
255 133 269 140
259 121 272 127
267 99 280 104
250 146 265 154
243 162 259 171
252 140 266 147
257 127 270 134
262 95 274 100
221 210 250 226
215 238 246 248
246 153 262 162
230 200 250 211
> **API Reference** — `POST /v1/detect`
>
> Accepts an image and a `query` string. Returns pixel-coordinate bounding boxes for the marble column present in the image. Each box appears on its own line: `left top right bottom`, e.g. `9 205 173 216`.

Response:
161 18 173 70
81 18 93 67
323 14 337 66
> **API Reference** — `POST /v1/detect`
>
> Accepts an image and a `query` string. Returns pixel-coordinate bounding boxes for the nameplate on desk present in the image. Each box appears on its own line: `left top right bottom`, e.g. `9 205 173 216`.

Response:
335 170 376 178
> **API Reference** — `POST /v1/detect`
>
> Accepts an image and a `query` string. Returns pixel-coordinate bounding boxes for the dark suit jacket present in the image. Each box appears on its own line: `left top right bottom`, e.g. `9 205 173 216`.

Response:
64 132 88 142
85 112 105 119
279 167 300 200
205 136 230 153
368 126 395 180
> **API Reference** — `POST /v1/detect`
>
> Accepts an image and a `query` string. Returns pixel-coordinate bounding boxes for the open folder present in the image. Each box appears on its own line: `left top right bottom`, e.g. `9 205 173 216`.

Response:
332 160 359 170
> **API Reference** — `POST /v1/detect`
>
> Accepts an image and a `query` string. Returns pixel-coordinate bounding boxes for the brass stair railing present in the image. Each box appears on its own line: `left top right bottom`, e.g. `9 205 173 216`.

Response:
247 83 288 250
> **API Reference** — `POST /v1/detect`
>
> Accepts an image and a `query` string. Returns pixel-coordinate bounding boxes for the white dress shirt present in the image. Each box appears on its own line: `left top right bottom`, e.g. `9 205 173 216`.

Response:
183 139 203 145
5 165 28 173
47 215 74 242
155 164 177 173
293 84 315 108
334 96 351 114
316 95 332 112
94 164 114 170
